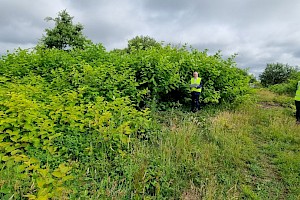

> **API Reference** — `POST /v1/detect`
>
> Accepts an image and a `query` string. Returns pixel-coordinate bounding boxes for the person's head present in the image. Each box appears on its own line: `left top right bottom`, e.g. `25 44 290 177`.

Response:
193 72 198 78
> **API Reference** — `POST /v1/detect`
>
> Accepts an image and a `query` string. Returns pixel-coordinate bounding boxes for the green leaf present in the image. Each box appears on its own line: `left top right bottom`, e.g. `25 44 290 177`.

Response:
11 149 22 155
37 168 50 178
0 142 12 148
52 171 63 178
120 135 129 144
48 133 62 141
10 135 20 142
15 164 27 173
36 178 46 189
37 187 50 200
1 155 10 161
5 146 16 153
58 163 72 174
62 175 74 182
0 134 8 142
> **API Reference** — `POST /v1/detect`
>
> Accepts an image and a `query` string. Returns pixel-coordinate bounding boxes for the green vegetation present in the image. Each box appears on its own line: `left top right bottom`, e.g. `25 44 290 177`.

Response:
126 36 162 53
258 62 299 97
259 63 297 87
0 41 250 199
269 71 300 96
41 10 90 50
0 10 299 200
1 45 299 199
0 44 249 108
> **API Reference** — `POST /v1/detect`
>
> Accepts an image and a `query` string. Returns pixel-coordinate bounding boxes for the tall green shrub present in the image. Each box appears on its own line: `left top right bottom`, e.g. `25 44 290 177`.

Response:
259 63 297 87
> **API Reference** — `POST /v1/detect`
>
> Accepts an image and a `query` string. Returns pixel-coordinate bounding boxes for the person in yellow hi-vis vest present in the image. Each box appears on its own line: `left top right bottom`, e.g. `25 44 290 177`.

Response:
295 81 300 123
190 72 203 112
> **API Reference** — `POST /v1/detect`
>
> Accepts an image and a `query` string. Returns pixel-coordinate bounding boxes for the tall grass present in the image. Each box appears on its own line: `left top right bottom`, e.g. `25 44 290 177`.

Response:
122 89 299 199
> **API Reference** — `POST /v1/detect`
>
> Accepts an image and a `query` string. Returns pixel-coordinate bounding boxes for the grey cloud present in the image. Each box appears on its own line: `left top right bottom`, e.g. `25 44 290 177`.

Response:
293 50 300 58
1 0 300 76
0 0 67 53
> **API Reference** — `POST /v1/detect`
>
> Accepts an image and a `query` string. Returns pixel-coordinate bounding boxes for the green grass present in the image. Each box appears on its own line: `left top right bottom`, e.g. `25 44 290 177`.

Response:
119 89 300 199
1 89 299 199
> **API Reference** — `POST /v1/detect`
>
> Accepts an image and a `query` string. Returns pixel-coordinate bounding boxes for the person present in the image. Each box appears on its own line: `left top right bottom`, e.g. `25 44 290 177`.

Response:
295 81 300 123
190 72 203 112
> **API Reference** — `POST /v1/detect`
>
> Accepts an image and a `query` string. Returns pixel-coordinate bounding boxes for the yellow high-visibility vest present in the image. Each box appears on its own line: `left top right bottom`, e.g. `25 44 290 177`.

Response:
295 81 300 101
190 77 202 93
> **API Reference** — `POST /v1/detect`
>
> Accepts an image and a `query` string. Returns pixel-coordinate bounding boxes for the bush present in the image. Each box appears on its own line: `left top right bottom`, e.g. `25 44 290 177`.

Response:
268 71 300 96
0 45 250 108
259 63 297 87
0 75 151 198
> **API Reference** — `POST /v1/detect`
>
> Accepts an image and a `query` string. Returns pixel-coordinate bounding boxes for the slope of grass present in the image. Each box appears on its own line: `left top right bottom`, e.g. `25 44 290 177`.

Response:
120 89 299 199
1 89 299 199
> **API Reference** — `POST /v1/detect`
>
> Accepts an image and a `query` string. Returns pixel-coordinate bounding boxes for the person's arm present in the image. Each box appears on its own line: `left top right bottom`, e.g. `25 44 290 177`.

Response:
196 79 203 89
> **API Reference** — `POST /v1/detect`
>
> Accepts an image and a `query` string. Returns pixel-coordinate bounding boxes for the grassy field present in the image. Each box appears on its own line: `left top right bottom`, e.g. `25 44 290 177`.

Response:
121 89 299 199
1 89 299 199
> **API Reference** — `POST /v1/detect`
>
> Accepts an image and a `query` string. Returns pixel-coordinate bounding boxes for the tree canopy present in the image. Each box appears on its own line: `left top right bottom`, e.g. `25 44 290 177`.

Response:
41 10 90 50
259 63 297 86
127 35 161 52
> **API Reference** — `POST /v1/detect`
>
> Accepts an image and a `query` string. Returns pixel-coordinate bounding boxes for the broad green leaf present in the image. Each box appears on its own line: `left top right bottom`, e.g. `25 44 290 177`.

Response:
11 149 22 155
5 146 16 153
52 171 63 178
58 163 72 174
37 187 50 200
36 178 46 189
0 142 12 148
1 155 10 161
15 164 27 173
48 133 62 141
0 134 8 142
37 168 49 178
13 155 28 162
10 135 20 142
62 175 74 182
27 164 40 171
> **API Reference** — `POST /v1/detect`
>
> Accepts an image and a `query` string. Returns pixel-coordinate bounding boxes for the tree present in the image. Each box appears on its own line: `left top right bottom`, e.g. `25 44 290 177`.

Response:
41 10 90 50
249 73 257 83
127 36 161 52
259 63 296 86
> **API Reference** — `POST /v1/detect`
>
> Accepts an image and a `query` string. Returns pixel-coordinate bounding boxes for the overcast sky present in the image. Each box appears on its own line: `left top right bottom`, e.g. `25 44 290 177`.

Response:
1 0 300 75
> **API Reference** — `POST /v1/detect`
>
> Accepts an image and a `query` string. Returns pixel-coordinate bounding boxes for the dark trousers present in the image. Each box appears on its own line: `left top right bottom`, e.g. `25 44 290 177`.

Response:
296 101 300 122
191 92 200 112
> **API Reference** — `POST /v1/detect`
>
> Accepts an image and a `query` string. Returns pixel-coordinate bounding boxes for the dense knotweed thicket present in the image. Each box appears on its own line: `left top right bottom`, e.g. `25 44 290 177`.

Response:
0 45 250 107
0 44 250 199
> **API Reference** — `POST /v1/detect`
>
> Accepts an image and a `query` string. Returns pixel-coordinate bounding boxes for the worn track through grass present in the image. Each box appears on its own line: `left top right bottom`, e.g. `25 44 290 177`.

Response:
204 89 300 199
161 89 299 199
